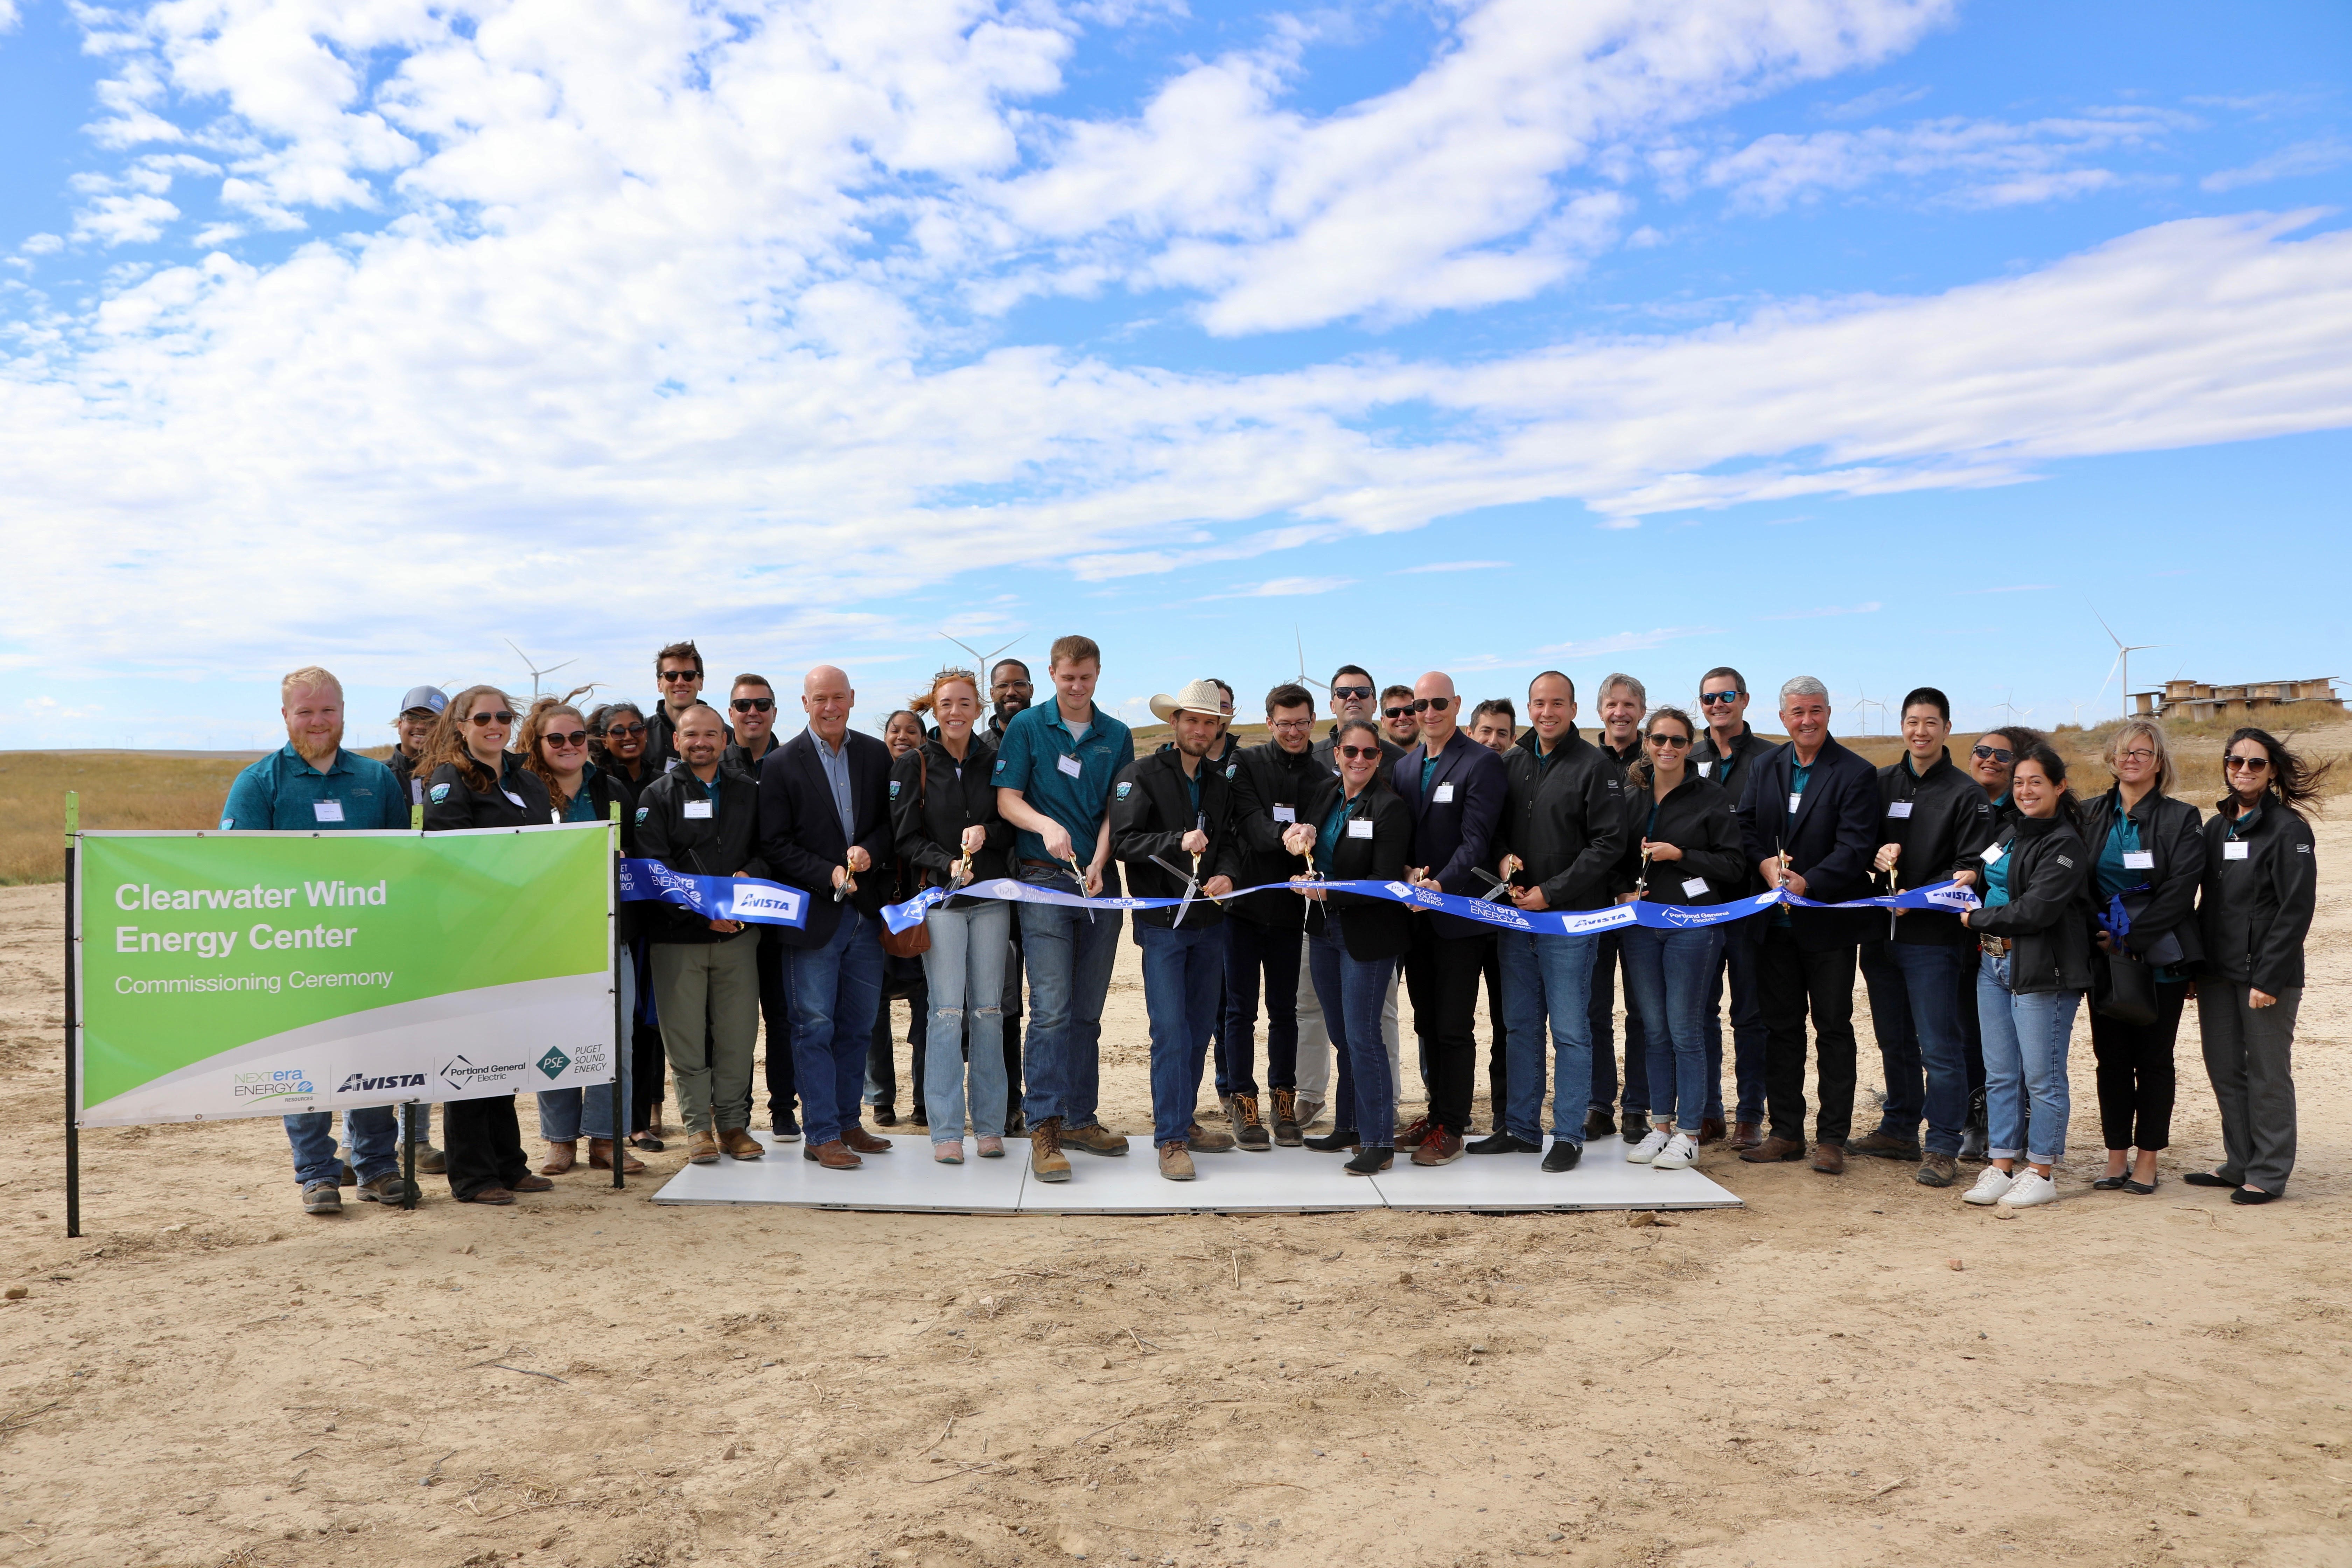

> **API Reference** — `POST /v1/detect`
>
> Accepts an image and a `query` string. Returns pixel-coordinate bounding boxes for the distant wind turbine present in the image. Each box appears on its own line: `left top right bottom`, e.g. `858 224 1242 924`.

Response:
1993 689 2034 726
1294 626 1331 694
504 639 578 699
939 630 1023 674
2092 608 2166 720
1851 679 1887 736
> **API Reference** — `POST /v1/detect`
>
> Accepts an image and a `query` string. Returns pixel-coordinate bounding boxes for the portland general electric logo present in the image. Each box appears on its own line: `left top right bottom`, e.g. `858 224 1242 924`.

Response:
439 1054 528 1093
537 1046 572 1081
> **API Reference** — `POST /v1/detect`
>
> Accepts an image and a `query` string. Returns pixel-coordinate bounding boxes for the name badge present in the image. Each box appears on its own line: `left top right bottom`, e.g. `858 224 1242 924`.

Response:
2121 850 2155 870
682 800 713 819
313 800 345 823
2223 841 2249 861
1885 801 1913 819
1787 792 1803 814
1434 783 1456 804
503 790 526 807
1681 877 1710 899
1982 843 2005 864
1347 819 1374 839
1272 805 1296 824
1056 753 1084 778
1696 761 1712 778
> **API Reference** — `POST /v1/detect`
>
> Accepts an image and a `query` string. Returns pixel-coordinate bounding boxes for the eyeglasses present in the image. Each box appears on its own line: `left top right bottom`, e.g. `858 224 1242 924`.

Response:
602 721 646 738
994 679 1034 692
1646 733 1691 748
1331 685 1373 701
1971 744 2014 764
1407 697 1452 714
542 730 589 749
2225 754 2271 772
468 711 516 726
658 669 701 684
1700 689 1743 706
2116 748 2156 763
1339 744 1385 760
1270 719 1314 733
730 697 774 713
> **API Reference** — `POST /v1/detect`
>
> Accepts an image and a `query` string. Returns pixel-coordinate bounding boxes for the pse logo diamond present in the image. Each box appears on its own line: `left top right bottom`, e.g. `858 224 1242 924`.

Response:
537 1046 572 1080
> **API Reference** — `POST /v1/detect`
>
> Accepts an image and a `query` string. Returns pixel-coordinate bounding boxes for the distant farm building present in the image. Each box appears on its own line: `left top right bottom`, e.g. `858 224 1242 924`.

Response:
2133 678 2343 722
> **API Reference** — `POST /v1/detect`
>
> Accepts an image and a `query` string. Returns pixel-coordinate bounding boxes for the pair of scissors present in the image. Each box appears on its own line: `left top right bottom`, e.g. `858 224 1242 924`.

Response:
1149 853 1205 928
1634 844 1654 899
1063 855 1096 922
1469 867 1513 903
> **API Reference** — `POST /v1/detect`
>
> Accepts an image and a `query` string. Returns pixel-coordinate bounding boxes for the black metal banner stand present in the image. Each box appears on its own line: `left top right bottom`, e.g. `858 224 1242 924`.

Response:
64 793 80 1240
611 802 625 1191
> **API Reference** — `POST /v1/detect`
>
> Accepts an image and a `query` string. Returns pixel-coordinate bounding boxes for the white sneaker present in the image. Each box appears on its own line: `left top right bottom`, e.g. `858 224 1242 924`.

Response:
1626 1126 1672 1164
1997 1170 2058 1209
1962 1165 2017 1206
1652 1132 1698 1170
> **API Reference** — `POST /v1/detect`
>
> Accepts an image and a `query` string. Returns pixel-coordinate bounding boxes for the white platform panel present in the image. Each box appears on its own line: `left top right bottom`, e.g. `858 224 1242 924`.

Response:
651 1132 1740 1214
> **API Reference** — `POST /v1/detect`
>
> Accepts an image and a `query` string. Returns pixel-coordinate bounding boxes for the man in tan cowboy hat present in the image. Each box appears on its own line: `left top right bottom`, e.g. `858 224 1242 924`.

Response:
1112 679 1246 1181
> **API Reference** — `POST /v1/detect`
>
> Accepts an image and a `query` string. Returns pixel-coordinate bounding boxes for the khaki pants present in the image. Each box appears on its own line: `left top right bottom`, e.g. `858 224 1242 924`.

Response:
652 936 762 1133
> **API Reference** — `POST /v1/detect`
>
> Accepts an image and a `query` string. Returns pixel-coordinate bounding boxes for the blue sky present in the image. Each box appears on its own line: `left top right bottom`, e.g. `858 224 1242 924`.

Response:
2 0 2348 750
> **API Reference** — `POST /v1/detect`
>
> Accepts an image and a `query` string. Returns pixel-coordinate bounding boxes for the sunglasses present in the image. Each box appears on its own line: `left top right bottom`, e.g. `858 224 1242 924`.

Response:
602 721 646 738
468 711 516 726
658 669 701 683
730 696 774 713
541 730 589 749
1700 689 1743 706
1971 744 2014 765
1407 697 1452 714
1339 744 1385 760
1331 685 1373 701
1646 733 1691 748
2225 754 2271 771
1383 706 1415 720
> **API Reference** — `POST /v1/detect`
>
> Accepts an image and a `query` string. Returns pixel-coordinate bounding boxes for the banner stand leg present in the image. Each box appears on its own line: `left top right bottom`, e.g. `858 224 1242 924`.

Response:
610 805 625 1192
402 1101 418 1210
63 792 80 1240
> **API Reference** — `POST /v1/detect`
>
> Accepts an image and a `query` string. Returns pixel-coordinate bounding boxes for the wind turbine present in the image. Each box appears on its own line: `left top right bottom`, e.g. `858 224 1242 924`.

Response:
504 639 578 698
1851 679 1886 737
1992 689 2034 727
2092 609 2166 720
1293 626 1331 694
939 630 1023 675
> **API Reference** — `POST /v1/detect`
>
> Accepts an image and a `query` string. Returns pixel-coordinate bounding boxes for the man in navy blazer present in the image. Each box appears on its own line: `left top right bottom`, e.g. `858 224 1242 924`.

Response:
1390 670 1509 1166
1735 675 1881 1176
757 665 899 1171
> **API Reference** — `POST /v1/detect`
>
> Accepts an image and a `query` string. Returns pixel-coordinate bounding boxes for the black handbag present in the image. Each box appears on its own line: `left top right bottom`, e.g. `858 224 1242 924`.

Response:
2093 947 2158 1026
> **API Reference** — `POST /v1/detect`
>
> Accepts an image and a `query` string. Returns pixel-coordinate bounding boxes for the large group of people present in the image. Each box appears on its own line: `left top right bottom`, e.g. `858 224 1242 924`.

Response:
220 638 2324 1213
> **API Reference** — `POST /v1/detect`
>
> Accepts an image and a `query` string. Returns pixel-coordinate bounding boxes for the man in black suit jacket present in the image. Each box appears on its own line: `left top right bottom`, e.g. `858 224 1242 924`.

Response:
1389 670 1508 1165
1735 676 1881 1176
756 665 899 1171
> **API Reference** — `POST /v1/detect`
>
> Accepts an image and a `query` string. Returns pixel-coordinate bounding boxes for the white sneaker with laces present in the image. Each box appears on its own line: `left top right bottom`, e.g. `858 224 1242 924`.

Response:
1652 1131 1698 1170
1997 1170 2058 1209
1962 1165 2017 1206
1626 1126 1672 1164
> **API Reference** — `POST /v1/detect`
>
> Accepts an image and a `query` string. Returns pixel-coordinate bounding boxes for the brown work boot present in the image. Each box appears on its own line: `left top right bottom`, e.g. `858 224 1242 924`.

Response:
587 1138 645 1174
1411 1126 1465 1167
1187 1120 1237 1152
1847 1130 1920 1161
1698 1117 1728 1146
805 1139 861 1170
1232 1094 1271 1152
718 1127 765 1160
841 1124 892 1154
1809 1142 1847 1175
1915 1152 1959 1188
538 1139 578 1175
510 1174 553 1193
1730 1121 1763 1151
1030 1118 1072 1183
1738 1135 1805 1163
1060 1122 1130 1156
1158 1142 1197 1182
1271 1088 1302 1146
1395 1114 1432 1149
687 1130 721 1165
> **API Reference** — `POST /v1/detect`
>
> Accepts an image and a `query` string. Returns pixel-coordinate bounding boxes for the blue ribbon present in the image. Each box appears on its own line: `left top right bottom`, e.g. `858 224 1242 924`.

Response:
619 858 810 930
881 874 1977 937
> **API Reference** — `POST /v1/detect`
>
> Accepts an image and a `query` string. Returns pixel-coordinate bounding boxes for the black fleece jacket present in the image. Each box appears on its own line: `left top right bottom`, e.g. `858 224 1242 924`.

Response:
1109 748 1245 930
423 751 553 831
634 759 770 944
2080 785 2206 969
1497 724 1629 912
2197 797 2317 994
1227 738 1326 928
1612 769 1746 904
889 734 1013 909
1293 772 1416 961
1876 749 1998 946
1962 814 2093 994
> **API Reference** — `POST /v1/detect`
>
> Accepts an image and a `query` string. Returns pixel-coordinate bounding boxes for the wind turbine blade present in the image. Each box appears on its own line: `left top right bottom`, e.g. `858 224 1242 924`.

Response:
2092 607 2124 651
2095 650 2124 697
544 658 578 676
939 632 989 665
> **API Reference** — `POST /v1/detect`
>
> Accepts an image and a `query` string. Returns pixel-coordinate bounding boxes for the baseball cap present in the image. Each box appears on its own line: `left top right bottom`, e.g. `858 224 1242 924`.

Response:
398 685 448 718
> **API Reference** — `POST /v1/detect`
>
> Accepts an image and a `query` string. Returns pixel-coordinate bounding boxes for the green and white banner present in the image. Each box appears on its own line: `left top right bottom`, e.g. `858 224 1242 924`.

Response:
75 823 614 1127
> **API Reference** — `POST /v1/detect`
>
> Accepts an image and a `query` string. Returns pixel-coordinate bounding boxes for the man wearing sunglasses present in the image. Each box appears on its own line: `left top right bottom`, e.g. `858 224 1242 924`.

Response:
1303 665 1404 1130
1311 666 1405 772
720 674 800 1140
1391 670 1508 1166
648 640 732 772
1693 666 1773 1148
1379 684 1422 751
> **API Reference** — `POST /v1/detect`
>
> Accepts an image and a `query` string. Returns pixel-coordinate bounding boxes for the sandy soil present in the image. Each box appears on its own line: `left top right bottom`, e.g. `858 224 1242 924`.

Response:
2 812 2348 1568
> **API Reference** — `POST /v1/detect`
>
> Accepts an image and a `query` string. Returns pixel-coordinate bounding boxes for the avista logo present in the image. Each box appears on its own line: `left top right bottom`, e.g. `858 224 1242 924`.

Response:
338 1071 427 1093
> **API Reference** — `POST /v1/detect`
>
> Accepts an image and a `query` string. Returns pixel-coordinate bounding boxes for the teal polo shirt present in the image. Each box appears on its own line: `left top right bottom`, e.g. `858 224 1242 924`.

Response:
220 744 406 831
993 702 1134 866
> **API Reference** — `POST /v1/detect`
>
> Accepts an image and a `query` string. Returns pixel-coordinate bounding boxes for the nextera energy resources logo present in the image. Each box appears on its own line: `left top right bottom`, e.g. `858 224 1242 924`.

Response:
233 1068 315 1102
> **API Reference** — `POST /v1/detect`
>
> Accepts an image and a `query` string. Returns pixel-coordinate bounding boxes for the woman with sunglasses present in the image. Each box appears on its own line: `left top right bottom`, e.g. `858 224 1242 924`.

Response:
2079 720 2204 1195
520 693 646 1179
1963 726 2051 827
1614 707 1745 1170
866 708 934 1128
419 686 557 1206
589 702 655 794
1283 720 1414 1175
1957 745 2092 1212
2188 729 2324 1205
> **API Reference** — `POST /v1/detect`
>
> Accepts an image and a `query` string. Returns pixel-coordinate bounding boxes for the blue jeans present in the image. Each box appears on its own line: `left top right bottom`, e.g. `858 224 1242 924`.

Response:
789 911 887 1148
1498 929 1599 1144
285 1106 404 1188
1705 923 1765 1123
1018 882 1124 1130
1622 924 1726 1132
1861 939 1973 1154
1586 931 1648 1114
1307 912 1397 1146
537 952 635 1142
920 899 1011 1139
1976 954 2080 1167
1138 920 1227 1147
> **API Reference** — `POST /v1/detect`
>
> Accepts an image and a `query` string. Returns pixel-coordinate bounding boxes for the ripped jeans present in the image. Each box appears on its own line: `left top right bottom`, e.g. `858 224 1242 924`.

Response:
919 897 1012 1139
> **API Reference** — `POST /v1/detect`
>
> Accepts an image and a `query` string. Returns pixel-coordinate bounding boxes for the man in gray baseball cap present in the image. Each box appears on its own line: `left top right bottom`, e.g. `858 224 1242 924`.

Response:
387 685 446 808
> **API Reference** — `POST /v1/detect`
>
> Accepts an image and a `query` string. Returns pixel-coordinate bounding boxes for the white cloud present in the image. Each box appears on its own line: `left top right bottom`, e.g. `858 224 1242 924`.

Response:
1530 627 1722 660
1707 108 2181 211
71 191 181 246
1212 576 1358 599
1760 602 1882 620
1392 560 1511 574
2202 138 2352 193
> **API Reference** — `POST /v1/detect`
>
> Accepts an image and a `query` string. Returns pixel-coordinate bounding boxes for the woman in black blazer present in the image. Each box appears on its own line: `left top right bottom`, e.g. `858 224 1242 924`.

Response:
420 685 556 1206
1280 719 1413 1175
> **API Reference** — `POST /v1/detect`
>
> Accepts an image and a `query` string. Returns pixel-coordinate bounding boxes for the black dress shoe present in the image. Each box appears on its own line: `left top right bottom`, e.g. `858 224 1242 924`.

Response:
1541 1140 1583 1173
1304 1127 1359 1153
1582 1106 1615 1140
2182 1171 2235 1188
1466 1132 1541 1155
1343 1145 1394 1176
2230 1186 2281 1205
2091 1174 2127 1191
1620 1111 1651 1144
872 1105 898 1127
2122 1176 2158 1194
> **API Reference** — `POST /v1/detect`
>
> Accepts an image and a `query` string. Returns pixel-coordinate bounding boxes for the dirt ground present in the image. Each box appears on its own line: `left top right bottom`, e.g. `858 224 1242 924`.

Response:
2 813 2348 1568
